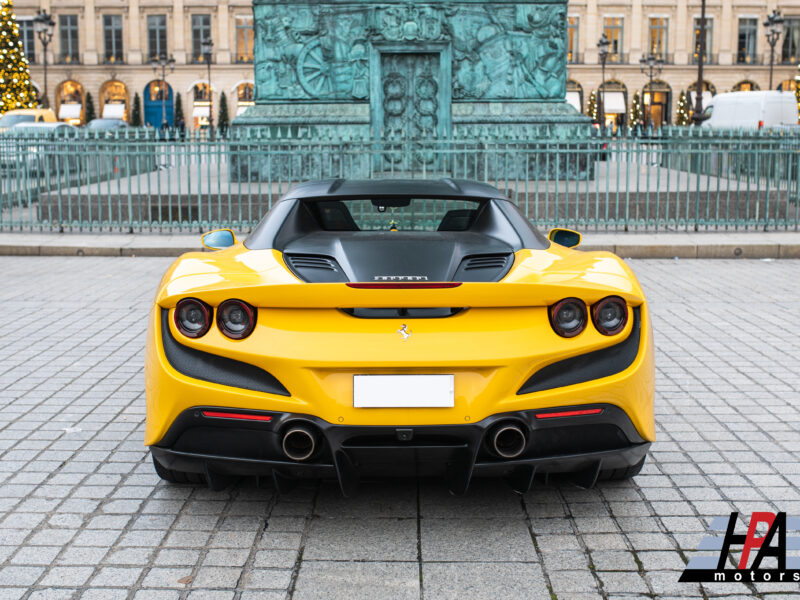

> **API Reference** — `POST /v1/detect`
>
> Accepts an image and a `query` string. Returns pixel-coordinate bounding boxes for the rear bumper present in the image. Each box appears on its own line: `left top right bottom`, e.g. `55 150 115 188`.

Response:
151 403 650 494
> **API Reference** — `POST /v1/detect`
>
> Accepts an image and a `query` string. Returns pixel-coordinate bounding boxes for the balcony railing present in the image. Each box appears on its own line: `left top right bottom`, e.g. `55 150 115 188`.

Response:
235 54 254 64
690 53 718 65
56 53 80 65
102 54 125 65
606 53 627 64
567 52 583 64
736 53 763 65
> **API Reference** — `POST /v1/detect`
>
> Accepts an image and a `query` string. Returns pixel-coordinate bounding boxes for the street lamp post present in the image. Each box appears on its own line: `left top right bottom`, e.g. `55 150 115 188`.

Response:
150 55 176 128
597 33 610 128
33 10 55 109
201 38 214 136
639 54 664 128
692 0 707 124
764 9 785 89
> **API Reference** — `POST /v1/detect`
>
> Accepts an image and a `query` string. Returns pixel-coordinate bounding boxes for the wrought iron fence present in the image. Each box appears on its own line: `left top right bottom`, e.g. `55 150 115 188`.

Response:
1 126 798 233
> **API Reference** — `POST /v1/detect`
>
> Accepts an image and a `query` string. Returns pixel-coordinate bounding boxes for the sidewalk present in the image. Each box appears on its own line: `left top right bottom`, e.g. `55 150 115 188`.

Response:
0 231 798 258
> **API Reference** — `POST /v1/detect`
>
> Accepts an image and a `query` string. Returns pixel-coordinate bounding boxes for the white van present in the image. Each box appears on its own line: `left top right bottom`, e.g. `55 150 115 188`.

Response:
699 91 798 130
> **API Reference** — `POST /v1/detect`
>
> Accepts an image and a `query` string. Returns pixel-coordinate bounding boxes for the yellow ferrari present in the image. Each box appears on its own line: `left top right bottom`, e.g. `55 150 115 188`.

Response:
146 179 654 494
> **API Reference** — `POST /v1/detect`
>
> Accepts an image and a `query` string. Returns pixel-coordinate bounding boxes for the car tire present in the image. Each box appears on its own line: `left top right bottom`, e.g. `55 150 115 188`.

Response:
598 456 646 481
152 454 205 485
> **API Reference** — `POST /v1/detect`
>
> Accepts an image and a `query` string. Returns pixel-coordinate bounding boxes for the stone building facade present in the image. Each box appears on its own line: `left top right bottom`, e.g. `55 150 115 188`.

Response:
13 0 800 129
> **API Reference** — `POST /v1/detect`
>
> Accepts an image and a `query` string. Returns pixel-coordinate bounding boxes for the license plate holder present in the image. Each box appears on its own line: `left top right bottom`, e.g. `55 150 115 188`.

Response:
353 374 454 408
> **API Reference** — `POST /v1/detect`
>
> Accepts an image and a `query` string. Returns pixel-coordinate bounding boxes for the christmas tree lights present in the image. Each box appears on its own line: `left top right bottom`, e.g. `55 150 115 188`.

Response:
587 90 598 122
676 90 690 126
629 92 644 129
0 0 38 113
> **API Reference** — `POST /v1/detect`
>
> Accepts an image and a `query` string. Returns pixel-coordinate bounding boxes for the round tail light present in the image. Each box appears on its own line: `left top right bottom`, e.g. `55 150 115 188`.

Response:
174 298 211 338
549 298 587 338
592 296 628 335
217 299 256 339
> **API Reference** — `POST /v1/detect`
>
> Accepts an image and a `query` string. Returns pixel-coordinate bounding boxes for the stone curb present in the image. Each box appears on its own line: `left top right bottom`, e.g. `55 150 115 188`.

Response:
1 242 798 258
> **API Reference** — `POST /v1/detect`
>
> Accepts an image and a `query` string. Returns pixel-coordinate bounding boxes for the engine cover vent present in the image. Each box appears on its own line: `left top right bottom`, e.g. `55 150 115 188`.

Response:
453 253 513 282
463 254 511 270
284 254 348 283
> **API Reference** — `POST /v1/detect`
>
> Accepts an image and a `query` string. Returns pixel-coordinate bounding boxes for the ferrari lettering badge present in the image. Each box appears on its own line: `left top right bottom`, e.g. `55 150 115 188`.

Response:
397 324 412 341
374 275 429 281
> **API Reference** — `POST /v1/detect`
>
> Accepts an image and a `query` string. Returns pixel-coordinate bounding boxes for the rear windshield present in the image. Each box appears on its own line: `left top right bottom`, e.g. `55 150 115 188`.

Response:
0 114 35 128
304 198 483 232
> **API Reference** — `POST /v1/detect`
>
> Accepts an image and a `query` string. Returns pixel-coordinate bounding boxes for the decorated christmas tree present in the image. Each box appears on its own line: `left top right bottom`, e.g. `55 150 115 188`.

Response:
676 90 690 126
131 92 141 126
174 92 184 126
0 0 38 113
84 92 96 122
217 91 229 136
586 90 598 122
629 92 644 129
795 74 800 124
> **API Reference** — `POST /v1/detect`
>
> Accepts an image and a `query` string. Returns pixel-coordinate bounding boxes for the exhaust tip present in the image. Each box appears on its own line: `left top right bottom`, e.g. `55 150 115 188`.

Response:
491 423 527 459
282 426 318 462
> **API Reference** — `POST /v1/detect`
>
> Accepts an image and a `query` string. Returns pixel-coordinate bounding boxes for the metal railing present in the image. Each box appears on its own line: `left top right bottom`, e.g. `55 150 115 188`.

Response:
1 126 798 233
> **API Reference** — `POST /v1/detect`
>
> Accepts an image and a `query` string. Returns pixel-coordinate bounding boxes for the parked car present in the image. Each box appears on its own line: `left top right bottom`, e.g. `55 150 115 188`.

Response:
87 118 130 130
146 179 655 495
0 108 58 133
700 91 799 130
0 122 77 174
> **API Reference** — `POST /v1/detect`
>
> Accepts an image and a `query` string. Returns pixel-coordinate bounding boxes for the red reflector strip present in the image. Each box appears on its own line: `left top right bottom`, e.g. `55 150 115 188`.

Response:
201 410 272 422
346 282 462 289
535 408 603 420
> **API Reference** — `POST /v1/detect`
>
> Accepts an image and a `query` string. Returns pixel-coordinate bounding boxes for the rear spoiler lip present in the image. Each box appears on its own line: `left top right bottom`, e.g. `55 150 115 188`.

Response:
158 280 645 309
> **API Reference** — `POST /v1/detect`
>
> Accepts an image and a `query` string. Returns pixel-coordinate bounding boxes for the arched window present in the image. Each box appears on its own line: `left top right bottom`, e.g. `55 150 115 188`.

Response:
566 79 583 113
236 82 255 116
688 80 715 113
733 80 760 92
776 79 796 92
192 83 212 129
193 83 211 102
598 80 627 130
55 80 84 125
643 80 672 126
99 80 129 121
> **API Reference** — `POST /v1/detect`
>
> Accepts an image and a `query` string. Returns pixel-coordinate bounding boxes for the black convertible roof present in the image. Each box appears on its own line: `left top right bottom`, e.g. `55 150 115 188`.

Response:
282 178 505 200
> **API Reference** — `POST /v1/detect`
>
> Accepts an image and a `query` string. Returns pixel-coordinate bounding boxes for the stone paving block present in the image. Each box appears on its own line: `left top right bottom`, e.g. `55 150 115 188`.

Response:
304 517 417 561
292 561 419 600
422 562 550 600
422 518 537 562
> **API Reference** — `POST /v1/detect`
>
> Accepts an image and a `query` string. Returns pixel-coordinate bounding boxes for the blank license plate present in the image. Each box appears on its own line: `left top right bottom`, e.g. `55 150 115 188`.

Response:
353 375 454 408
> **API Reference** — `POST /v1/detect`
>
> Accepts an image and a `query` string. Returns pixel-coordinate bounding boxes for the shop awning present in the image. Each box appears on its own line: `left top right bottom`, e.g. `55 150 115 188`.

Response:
102 103 125 119
192 106 210 118
689 91 713 108
59 103 82 120
601 92 626 114
565 91 581 112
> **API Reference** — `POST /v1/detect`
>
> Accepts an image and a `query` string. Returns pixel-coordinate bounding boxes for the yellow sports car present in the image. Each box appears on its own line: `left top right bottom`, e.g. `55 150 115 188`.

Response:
146 179 654 494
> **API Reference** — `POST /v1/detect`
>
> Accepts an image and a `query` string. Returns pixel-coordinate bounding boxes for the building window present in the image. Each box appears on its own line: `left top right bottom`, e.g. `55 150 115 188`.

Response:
18 19 35 63
103 15 124 64
692 17 713 64
191 14 211 63
147 15 168 61
567 17 579 63
648 17 668 60
737 18 758 64
603 17 624 63
782 18 800 64
58 15 80 64
236 16 254 63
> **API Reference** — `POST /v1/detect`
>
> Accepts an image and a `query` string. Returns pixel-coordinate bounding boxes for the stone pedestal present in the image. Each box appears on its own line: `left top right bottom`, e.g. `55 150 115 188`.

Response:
232 0 592 179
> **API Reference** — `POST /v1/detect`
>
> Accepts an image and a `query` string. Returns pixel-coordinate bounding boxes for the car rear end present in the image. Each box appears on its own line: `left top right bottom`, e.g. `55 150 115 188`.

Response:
146 250 654 494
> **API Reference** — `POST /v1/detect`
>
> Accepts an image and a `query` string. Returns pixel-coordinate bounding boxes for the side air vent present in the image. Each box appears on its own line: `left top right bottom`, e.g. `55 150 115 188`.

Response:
283 254 348 283
453 253 513 282
463 254 511 270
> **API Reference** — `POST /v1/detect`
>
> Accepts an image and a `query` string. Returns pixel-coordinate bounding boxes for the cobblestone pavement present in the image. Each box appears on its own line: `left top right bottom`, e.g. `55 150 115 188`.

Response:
0 257 799 600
